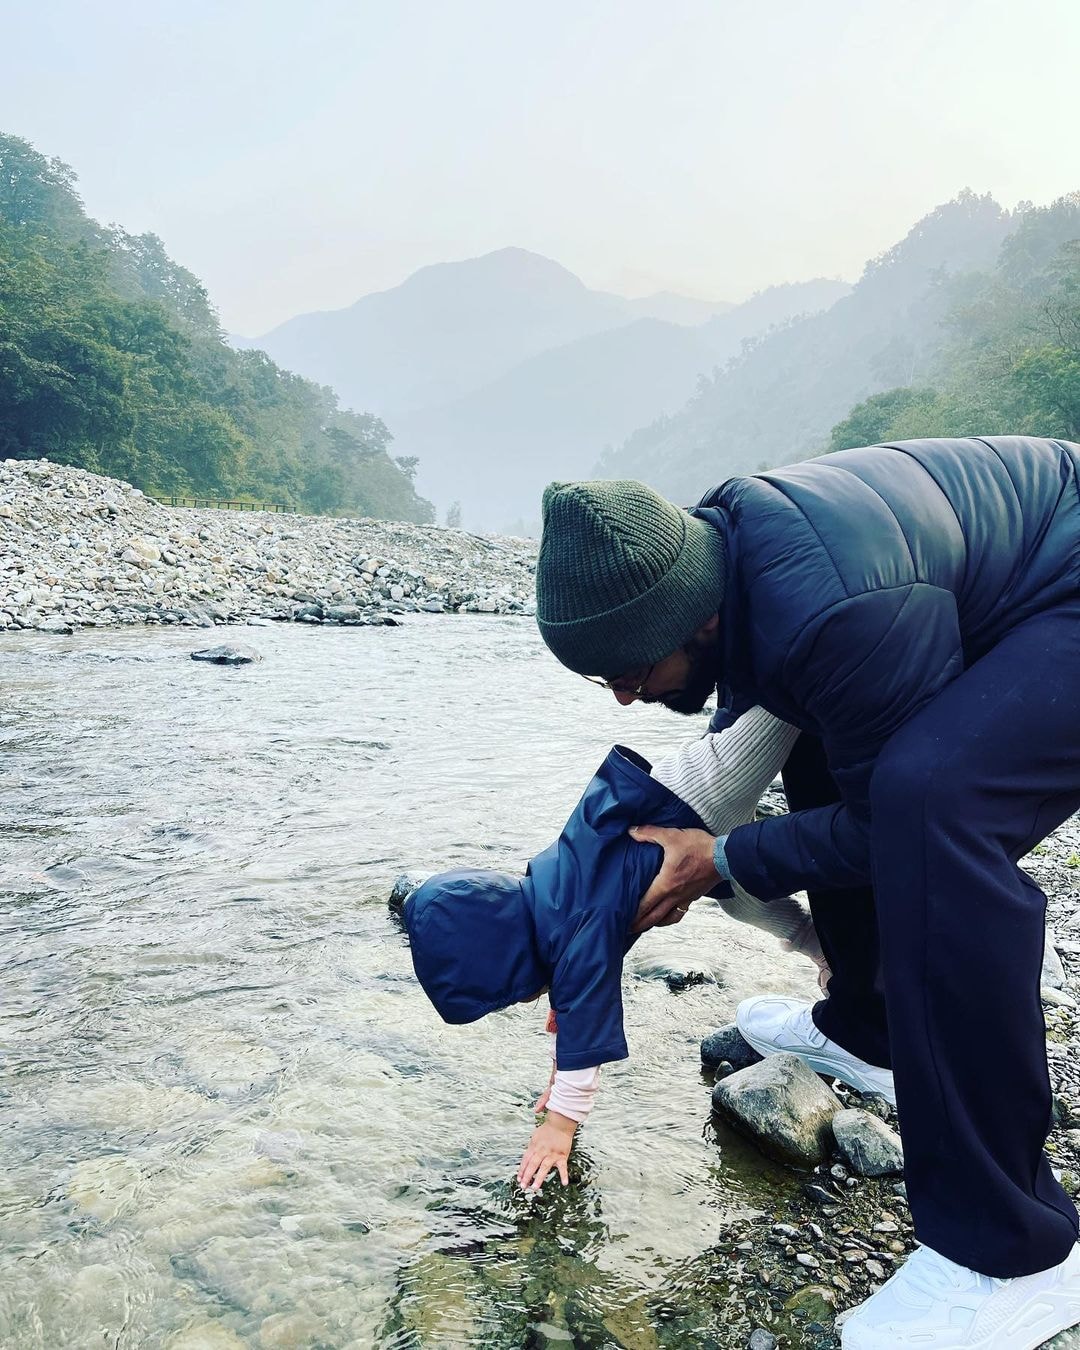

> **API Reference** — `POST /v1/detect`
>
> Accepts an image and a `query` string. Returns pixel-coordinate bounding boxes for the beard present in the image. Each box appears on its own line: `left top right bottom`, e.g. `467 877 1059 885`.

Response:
643 638 718 716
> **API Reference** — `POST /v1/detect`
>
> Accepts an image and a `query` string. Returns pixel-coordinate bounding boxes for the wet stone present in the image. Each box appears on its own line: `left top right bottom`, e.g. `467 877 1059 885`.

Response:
748 1331 778 1350
190 644 262 665
701 1023 763 1071
783 1284 835 1323
388 872 428 914
712 1053 842 1168
831 1108 905 1177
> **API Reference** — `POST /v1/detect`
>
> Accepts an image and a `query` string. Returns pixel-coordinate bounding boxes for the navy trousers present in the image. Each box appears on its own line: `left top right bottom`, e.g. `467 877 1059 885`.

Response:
784 601 1080 1277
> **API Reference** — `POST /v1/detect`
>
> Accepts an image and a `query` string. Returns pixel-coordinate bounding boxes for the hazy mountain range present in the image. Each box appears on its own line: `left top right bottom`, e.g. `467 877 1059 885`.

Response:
599 191 1016 504
244 251 849 528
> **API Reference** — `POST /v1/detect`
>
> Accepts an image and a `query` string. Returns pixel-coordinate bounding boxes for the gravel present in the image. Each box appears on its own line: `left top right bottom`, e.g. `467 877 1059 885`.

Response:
0 459 537 633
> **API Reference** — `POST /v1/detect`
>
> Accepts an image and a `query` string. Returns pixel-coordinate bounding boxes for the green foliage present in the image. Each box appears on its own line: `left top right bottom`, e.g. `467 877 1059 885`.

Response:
828 388 936 452
827 197 1080 450
0 132 433 522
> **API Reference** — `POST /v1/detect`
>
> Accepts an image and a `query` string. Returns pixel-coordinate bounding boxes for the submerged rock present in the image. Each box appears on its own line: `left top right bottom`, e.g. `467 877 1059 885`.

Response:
633 953 716 991
166 1322 247 1349
783 1283 836 1322
190 644 262 665
712 1052 841 1167
701 1023 763 1071
831 1107 905 1176
388 872 428 914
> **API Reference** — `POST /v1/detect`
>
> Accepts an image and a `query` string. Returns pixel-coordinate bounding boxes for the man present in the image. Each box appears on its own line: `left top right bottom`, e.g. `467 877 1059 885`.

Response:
534 437 1080 1350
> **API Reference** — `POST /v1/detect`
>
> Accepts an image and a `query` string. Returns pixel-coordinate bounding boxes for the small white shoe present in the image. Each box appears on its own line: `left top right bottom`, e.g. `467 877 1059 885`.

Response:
736 995 896 1105
840 1241 1080 1348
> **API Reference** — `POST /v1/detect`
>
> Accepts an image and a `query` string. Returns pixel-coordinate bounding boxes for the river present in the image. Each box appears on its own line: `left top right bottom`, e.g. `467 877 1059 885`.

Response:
0 617 827 1348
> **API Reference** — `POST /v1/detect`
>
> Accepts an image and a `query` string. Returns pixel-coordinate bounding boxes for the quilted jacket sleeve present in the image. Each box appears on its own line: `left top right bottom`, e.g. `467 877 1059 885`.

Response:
723 583 964 899
549 906 631 1071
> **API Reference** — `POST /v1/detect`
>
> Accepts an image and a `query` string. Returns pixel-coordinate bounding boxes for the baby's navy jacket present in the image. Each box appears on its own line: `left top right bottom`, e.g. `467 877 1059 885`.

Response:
404 745 708 1072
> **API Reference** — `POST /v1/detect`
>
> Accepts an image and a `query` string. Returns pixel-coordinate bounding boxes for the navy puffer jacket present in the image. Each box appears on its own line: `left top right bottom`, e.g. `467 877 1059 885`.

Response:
693 436 1080 901
405 745 708 1071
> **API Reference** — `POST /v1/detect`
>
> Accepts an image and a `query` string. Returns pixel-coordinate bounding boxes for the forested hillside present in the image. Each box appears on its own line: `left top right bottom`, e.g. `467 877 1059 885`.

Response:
598 192 1020 501
827 194 1080 451
0 135 433 521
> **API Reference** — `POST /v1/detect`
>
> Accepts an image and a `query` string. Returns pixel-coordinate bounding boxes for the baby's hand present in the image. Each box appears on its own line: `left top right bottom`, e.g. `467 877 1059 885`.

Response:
517 1112 577 1192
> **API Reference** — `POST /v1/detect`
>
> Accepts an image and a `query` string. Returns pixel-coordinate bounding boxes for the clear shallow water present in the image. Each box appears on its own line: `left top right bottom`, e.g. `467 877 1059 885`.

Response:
0 618 820 1349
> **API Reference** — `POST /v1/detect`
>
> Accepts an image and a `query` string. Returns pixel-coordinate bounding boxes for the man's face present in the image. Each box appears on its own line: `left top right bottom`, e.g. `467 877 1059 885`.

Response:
610 625 720 716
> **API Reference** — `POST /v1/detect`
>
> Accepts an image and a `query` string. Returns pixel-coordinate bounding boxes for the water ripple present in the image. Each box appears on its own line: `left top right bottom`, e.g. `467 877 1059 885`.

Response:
0 619 819 1347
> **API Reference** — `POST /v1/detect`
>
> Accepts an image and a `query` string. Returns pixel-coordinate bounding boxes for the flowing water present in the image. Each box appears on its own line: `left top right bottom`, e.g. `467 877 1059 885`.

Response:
0 618 822 1349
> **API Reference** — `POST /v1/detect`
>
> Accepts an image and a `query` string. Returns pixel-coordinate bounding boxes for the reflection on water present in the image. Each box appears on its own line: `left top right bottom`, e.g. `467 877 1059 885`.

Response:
0 618 819 1348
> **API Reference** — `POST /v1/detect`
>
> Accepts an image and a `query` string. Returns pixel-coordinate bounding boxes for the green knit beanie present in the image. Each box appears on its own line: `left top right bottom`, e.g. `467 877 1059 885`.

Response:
535 479 726 678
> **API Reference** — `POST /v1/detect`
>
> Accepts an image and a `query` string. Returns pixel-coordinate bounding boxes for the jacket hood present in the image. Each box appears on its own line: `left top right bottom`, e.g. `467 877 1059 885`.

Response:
403 869 547 1024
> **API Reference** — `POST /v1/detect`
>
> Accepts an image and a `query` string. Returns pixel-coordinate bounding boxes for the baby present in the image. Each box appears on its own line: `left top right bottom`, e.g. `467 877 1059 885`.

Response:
404 706 825 1192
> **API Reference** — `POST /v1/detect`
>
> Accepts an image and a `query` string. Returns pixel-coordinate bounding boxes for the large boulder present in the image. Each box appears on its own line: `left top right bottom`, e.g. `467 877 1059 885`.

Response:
831 1107 905 1176
712 1052 841 1167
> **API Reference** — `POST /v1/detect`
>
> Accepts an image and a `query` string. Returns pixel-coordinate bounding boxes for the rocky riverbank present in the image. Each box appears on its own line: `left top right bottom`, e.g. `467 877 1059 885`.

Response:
691 806 1080 1350
0 459 537 633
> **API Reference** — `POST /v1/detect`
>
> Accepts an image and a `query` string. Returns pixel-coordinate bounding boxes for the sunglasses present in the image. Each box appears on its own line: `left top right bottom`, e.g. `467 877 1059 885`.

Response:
581 662 655 697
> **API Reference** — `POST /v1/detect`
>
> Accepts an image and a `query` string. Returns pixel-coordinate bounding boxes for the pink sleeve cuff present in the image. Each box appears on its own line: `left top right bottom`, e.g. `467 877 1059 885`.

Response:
547 1066 601 1123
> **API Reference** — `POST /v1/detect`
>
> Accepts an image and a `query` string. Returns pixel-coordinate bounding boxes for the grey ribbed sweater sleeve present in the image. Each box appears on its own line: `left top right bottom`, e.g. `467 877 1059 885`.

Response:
652 708 812 946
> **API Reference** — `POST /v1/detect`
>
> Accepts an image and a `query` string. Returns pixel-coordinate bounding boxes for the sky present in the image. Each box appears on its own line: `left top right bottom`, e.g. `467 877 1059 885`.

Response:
6 0 1080 335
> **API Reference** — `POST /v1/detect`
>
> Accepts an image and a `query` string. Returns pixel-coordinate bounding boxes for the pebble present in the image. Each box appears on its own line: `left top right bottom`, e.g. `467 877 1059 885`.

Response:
748 1331 777 1350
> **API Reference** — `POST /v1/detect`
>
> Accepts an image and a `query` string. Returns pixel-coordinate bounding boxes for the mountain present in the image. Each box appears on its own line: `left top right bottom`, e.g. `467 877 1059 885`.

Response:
394 278 850 529
597 192 1014 503
250 249 848 528
623 291 734 325
251 248 635 421
394 317 715 528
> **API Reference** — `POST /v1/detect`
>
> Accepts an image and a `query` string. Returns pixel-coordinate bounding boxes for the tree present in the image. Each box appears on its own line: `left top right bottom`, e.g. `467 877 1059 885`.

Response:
446 500 463 528
825 203 1080 453
394 454 420 480
827 388 935 452
0 131 436 522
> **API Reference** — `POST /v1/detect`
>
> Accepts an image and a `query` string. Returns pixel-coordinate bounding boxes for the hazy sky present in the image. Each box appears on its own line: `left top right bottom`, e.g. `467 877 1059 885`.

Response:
7 0 1079 334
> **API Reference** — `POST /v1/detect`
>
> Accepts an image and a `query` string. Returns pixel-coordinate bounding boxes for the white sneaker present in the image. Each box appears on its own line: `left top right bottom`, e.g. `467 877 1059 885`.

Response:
840 1241 1080 1348
736 995 896 1105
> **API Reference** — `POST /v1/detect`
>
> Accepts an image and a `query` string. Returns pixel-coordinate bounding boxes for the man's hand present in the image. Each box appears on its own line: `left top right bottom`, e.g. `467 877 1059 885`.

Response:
630 825 720 933
517 1112 577 1191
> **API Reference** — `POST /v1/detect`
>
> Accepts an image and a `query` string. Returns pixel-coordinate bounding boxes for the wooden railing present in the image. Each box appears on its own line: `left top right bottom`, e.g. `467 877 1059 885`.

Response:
152 496 287 513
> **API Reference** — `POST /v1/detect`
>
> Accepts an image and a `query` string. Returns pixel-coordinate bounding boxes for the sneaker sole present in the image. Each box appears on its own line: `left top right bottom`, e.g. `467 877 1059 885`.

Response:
736 1008 898 1107
841 1261 1080 1348
991 1284 1080 1349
